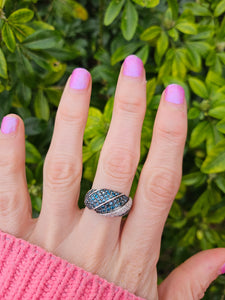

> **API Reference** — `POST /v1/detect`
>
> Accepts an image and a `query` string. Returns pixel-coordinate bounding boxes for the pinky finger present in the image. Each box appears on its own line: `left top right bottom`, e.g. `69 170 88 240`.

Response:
158 248 225 300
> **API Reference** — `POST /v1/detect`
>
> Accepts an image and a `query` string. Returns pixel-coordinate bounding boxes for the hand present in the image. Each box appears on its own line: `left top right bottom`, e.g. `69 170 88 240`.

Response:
0 55 225 300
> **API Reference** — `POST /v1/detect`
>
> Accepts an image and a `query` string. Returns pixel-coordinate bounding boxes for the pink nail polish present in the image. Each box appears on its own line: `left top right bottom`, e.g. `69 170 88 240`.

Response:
1 116 19 134
164 84 185 104
220 263 225 274
70 68 91 90
123 55 143 78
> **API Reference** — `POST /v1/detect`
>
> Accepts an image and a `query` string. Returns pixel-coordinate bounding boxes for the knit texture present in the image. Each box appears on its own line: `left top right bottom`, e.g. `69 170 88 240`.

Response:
0 230 144 300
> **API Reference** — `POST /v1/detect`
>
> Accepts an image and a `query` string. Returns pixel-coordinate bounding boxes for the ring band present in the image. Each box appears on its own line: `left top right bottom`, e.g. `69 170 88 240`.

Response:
84 188 132 217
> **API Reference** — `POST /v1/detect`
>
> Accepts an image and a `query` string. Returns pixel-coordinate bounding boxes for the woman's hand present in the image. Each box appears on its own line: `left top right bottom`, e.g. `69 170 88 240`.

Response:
0 55 225 300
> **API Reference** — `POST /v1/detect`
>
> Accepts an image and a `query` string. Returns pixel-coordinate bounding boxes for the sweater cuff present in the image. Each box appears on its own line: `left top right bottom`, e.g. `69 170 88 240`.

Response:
0 230 144 299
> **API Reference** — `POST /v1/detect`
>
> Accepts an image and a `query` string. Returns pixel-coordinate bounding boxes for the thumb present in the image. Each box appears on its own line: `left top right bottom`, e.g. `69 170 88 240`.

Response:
158 248 225 300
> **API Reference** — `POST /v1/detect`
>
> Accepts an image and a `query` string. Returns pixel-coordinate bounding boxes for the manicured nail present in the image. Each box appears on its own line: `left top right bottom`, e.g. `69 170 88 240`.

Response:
164 84 185 104
1 116 19 134
123 55 143 78
220 263 225 274
70 68 90 90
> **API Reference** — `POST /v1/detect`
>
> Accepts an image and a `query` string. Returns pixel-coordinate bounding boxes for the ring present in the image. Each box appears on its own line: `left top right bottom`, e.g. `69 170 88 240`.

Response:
84 188 133 217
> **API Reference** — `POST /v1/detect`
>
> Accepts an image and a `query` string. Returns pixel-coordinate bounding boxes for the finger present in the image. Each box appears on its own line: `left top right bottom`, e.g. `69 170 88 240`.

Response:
0 114 32 237
122 84 187 259
34 69 91 249
158 248 225 300
80 55 146 254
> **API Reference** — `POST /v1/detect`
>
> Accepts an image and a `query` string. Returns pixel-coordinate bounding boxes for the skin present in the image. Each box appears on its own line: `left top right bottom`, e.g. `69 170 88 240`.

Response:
0 58 225 300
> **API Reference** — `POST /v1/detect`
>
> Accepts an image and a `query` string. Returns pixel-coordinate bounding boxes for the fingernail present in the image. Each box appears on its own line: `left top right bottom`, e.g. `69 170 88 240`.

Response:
1 116 19 134
164 84 185 104
123 55 143 78
70 68 90 90
220 263 225 274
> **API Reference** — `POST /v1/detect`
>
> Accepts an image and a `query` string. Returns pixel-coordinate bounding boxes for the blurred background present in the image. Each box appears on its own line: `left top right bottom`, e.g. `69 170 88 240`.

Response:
0 0 225 298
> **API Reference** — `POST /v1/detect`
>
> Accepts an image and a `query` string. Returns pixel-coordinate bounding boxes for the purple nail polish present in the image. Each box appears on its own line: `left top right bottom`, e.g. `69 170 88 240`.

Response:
1 116 19 134
123 55 143 78
70 68 90 90
221 263 225 274
165 84 185 104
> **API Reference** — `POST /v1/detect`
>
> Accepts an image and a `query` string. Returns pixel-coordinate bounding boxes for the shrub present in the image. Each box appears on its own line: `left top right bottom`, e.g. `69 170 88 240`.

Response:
0 0 225 298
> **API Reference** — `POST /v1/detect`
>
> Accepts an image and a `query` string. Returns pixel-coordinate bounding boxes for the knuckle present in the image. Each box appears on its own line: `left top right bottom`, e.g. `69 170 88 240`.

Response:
116 95 146 116
58 107 84 129
0 193 18 217
102 147 139 181
144 167 181 205
157 123 185 146
44 155 82 191
0 150 23 174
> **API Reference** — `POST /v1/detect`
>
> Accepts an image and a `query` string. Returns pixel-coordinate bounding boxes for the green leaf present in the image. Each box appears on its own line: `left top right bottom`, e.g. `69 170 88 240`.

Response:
185 3 211 16
2 23 16 52
136 45 149 64
34 90 50 121
156 31 168 58
42 63 67 86
72 1 88 20
206 70 225 87
45 86 63 107
207 206 225 223
214 0 225 17
186 41 210 57
25 141 42 164
179 226 196 247
140 25 161 41
16 82 32 107
172 49 187 79
103 97 114 124
0 0 6 8
182 172 206 187
12 24 35 42
121 0 138 41
176 21 197 35
84 107 103 140
31 196 42 213
24 117 46 136
8 9 34 24
167 0 178 19
188 107 201 119
215 175 225 193
190 121 211 148
185 46 202 72
104 0 125 26
146 77 157 105
32 21 55 31
188 190 210 217
206 123 224 154
201 140 225 173
169 201 182 219
208 106 225 120
217 119 225 134
23 30 61 50
89 135 105 152
15 49 35 86
132 0 159 7
111 42 142 65
0 48 7 78
188 77 208 98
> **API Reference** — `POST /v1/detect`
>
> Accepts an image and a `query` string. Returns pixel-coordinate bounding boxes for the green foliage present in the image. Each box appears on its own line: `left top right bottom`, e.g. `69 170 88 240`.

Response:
0 0 225 298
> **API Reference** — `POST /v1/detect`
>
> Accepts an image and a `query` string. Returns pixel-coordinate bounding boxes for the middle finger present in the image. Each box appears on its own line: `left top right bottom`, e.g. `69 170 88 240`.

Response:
80 55 146 250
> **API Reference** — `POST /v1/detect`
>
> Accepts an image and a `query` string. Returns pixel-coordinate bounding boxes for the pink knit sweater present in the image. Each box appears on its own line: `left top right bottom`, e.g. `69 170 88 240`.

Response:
0 230 144 299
